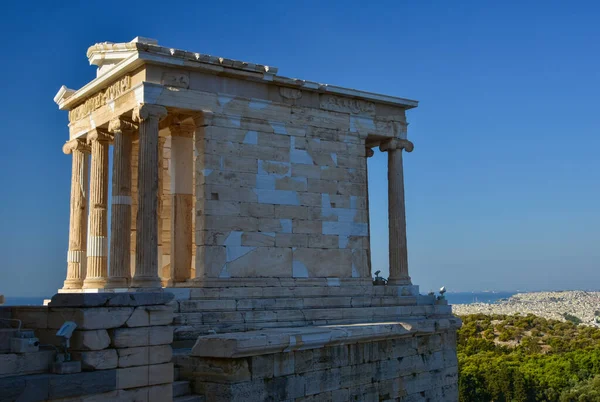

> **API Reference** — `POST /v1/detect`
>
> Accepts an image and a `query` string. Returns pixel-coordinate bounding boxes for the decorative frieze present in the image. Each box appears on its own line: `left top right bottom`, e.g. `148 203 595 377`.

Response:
279 87 303 100
69 76 131 122
320 95 376 115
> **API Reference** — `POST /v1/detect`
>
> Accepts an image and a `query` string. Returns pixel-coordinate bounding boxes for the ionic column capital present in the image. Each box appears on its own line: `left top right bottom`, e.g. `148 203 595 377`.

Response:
87 129 113 144
63 138 90 155
133 104 168 122
108 117 137 135
379 138 414 153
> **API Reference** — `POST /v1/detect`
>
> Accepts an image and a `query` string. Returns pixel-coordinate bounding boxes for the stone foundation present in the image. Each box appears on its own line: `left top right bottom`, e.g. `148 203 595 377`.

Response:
174 320 459 401
0 292 175 401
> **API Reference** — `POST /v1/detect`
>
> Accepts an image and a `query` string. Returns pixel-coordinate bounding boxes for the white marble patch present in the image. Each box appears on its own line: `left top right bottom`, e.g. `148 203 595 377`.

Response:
249 99 270 110
218 94 234 107
327 278 341 287
280 219 292 233
269 121 288 135
229 115 241 128
226 246 256 263
243 130 258 145
322 222 368 236
256 175 276 190
292 261 309 278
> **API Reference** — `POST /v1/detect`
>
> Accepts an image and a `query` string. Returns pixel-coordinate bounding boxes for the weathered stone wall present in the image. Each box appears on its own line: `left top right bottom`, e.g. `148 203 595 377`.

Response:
0 292 175 401
193 98 374 281
175 328 458 401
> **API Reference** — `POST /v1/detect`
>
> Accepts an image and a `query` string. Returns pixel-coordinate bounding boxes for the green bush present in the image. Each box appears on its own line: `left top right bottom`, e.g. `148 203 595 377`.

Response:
458 314 600 402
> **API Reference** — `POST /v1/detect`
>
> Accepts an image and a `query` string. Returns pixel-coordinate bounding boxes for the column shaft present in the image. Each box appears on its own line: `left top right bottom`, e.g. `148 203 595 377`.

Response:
169 125 194 283
63 139 90 289
131 104 167 288
158 136 166 282
107 118 135 288
381 139 414 286
83 130 111 289
130 139 139 278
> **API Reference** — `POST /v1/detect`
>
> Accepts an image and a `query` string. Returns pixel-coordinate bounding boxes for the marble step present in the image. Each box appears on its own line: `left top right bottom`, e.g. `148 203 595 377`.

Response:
178 285 424 300
174 396 204 402
175 304 450 326
173 308 453 343
173 380 191 397
177 295 426 314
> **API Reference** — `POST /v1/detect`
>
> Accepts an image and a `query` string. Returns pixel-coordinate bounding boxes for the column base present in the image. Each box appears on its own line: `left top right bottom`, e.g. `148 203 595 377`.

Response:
387 276 412 286
82 277 108 289
62 279 84 290
105 277 130 289
130 276 162 289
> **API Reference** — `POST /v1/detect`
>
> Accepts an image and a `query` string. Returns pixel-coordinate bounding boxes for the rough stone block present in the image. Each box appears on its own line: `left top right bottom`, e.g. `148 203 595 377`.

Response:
49 292 174 308
110 326 173 348
117 345 172 368
47 307 134 330
250 354 274 380
70 330 111 351
11 307 48 329
116 365 148 390
148 362 173 385
0 350 55 377
302 367 341 395
273 353 295 377
72 349 118 371
48 370 117 399
125 306 150 327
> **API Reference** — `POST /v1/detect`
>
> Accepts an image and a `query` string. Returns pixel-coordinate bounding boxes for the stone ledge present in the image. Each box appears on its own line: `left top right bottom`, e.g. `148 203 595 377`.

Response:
191 318 461 358
49 292 174 308
0 370 116 401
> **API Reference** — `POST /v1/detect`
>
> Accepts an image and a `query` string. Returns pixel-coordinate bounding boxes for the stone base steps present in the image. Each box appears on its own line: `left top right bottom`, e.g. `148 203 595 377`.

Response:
0 349 56 378
173 380 191 397
173 350 205 402
173 304 452 343
172 284 424 300
174 396 204 402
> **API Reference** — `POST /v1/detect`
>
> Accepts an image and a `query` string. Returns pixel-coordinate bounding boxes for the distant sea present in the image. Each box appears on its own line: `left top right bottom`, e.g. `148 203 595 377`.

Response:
2 297 49 306
445 292 517 305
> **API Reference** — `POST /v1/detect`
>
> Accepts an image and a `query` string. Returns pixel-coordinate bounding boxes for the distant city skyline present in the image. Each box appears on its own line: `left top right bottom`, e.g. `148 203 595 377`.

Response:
1 1 598 297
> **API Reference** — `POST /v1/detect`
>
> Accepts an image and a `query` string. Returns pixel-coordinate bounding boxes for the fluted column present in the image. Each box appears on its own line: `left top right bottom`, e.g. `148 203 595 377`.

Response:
106 117 137 288
83 130 112 289
158 136 166 282
63 139 90 289
131 104 167 288
169 124 195 284
380 139 414 286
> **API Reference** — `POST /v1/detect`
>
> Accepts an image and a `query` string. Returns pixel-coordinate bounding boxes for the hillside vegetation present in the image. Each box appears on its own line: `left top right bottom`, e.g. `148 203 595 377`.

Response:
458 314 600 402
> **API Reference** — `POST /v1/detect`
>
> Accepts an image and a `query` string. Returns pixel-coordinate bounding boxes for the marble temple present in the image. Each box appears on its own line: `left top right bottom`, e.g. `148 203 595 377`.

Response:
4 36 462 401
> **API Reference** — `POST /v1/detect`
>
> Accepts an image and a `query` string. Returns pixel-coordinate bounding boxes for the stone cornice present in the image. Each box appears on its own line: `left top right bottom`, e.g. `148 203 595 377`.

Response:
57 38 418 112
380 139 414 153
63 138 90 155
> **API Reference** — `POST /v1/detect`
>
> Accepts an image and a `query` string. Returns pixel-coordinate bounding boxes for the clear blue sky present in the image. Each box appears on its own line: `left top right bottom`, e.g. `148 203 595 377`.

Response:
1 1 598 297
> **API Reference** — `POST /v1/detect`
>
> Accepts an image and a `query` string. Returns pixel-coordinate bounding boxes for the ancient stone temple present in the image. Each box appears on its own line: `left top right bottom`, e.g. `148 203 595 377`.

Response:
50 37 460 401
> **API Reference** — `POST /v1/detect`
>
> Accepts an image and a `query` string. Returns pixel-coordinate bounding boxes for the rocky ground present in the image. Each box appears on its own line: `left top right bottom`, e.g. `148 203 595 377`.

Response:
453 291 600 327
